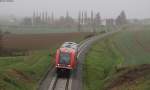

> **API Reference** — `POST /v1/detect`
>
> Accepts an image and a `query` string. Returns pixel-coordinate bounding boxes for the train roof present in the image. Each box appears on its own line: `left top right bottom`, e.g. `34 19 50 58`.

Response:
61 42 78 50
59 47 75 53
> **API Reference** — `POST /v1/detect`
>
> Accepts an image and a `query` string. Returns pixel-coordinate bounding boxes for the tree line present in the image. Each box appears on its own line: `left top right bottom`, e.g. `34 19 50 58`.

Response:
0 10 128 55
21 10 127 28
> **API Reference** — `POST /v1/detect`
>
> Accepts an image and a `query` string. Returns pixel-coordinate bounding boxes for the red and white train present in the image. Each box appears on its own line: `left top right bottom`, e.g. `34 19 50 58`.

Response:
55 42 78 76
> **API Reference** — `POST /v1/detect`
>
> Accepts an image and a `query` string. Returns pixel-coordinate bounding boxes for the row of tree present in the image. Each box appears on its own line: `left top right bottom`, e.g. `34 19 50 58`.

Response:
0 11 128 54
0 28 2 54
21 10 127 28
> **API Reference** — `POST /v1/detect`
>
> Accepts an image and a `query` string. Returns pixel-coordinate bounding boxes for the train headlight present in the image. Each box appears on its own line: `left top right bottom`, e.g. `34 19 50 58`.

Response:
68 65 71 67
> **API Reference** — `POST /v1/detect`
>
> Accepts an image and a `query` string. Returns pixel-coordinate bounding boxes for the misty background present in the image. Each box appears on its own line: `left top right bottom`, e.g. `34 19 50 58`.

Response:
0 0 150 19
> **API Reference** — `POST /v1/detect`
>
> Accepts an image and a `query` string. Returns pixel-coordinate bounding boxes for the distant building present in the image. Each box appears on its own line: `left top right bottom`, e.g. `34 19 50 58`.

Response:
106 18 115 26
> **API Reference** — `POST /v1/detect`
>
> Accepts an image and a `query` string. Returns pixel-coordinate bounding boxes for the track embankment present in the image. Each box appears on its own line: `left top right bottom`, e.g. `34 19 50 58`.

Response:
38 30 120 90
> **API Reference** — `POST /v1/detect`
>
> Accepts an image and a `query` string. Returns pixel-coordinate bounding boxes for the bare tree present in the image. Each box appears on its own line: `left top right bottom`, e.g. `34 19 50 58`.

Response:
22 17 32 25
84 11 88 25
45 11 48 23
95 12 101 26
0 28 2 53
81 11 84 25
32 11 36 25
64 11 75 28
51 12 54 25
91 10 96 33
91 10 94 24
78 11 81 32
116 11 127 26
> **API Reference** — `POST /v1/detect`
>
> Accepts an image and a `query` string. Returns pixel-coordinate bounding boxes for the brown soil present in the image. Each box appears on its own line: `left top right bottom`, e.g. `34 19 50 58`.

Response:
2 32 91 50
106 64 150 90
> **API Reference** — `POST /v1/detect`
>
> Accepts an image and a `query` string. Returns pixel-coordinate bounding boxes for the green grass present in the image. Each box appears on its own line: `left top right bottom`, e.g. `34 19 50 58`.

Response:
1 26 78 34
0 49 55 90
83 38 123 90
0 32 89 90
113 29 150 66
1 25 108 34
83 25 150 90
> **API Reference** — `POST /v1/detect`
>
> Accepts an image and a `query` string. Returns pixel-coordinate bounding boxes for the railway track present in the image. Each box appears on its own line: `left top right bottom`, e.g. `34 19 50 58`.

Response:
48 76 70 90
39 30 120 90
47 36 90 90
47 39 88 90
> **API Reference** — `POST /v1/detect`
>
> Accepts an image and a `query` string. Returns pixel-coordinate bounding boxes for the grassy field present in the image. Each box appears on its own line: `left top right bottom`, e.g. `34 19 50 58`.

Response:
113 28 150 66
1 26 78 34
0 25 108 34
0 49 56 90
83 25 150 90
0 31 91 90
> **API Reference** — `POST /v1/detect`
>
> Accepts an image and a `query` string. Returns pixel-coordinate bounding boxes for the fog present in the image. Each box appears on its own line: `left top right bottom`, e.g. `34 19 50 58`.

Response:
0 0 150 19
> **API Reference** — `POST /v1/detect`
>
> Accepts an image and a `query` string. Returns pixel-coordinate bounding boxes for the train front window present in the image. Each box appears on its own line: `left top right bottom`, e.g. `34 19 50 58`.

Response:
59 53 70 65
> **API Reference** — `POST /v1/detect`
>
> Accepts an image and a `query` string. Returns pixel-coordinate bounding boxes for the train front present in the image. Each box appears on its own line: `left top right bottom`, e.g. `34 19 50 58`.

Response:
55 48 77 76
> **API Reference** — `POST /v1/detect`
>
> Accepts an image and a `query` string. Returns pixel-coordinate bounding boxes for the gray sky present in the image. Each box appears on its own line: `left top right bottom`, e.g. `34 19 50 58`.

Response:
0 0 150 19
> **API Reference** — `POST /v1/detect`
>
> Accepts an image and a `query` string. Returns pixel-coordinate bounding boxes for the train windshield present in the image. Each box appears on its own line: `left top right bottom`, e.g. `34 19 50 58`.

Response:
59 53 70 65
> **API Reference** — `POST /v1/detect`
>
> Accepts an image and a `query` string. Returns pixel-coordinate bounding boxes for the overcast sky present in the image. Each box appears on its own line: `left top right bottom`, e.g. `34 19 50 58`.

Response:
0 0 150 19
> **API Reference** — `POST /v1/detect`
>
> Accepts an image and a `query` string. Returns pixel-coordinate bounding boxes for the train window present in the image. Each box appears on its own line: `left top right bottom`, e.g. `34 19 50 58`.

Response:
59 53 70 65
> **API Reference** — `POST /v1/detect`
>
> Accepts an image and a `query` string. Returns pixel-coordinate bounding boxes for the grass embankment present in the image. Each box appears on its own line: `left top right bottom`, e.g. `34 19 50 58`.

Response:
0 49 56 90
83 38 123 90
83 26 150 90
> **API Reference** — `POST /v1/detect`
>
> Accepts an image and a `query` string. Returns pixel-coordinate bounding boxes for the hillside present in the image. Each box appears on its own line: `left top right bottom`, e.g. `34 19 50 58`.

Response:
83 25 150 90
